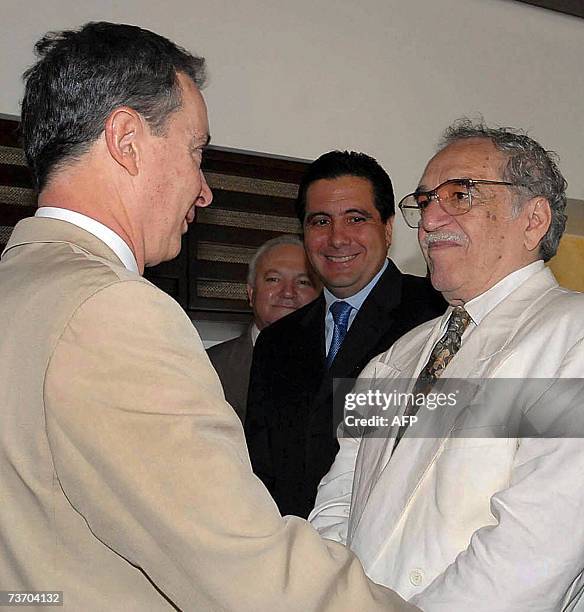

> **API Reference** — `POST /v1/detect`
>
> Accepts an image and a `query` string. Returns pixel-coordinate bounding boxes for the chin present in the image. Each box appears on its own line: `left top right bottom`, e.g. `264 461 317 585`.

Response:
162 241 182 264
271 306 293 320
430 271 464 298
428 269 449 292
323 273 356 290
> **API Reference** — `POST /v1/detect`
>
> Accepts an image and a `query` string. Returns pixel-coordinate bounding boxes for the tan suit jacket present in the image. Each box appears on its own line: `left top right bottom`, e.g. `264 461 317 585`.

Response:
0 218 417 611
311 267 584 611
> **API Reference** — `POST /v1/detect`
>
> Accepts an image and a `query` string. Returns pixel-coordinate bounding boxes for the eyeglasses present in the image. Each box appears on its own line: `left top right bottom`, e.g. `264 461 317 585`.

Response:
398 178 518 228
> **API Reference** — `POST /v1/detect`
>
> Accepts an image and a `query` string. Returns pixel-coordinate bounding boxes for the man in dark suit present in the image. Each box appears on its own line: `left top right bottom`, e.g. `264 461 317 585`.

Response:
207 235 320 422
245 150 446 518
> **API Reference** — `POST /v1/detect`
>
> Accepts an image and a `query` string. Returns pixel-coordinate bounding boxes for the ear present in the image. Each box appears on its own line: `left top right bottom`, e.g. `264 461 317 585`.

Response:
384 215 395 249
104 107 143 176
246 284 255 308
523 197 552 253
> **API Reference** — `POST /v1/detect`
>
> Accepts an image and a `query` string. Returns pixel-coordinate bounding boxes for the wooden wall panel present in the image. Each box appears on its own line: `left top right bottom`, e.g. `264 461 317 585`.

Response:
0 119 34 256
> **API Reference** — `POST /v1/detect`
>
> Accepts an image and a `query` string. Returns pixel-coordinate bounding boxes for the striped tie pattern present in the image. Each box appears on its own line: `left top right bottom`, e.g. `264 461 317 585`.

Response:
326 301 353 368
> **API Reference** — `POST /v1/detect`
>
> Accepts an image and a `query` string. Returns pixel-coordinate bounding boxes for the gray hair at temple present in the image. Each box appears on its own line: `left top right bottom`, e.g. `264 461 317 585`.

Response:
439 118 567 262
21 21 206 192
247 235 304 286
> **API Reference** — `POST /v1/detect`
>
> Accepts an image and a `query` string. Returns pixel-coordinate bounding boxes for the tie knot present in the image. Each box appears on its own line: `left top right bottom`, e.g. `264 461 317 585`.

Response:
330 301 352 327
447 306 471 336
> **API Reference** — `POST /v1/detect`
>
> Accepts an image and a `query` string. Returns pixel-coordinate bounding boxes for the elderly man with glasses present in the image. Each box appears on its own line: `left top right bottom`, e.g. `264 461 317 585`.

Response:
309 119 584 611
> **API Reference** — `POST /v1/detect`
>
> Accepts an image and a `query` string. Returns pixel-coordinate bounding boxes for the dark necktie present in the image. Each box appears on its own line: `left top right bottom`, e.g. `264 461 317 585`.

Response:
326 300 353 368
394 306 471 447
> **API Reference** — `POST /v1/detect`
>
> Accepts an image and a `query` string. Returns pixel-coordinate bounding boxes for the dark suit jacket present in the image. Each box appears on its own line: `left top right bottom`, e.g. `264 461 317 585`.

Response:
207 325 253 423
245 260 446 518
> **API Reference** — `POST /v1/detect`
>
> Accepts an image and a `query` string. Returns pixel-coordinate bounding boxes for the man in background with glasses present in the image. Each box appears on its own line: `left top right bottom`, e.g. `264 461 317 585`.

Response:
310 119 584 611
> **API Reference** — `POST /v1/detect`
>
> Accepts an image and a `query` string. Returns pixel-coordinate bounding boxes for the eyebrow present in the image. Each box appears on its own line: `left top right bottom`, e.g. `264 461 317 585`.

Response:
305 207 373 220
304 211 331 222
416 177 473 192
344 207 373 217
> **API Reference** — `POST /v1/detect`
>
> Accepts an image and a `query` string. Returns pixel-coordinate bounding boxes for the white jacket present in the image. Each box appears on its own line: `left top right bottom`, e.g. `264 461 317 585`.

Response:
310 267 584 612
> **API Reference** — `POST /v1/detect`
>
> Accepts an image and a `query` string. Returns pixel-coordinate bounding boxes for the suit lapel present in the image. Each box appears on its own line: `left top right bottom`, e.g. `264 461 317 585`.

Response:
238 325 254 373
300 295 326 363
329 261 403 378
312 263 403 425
281 296 326 404
348 318 447 538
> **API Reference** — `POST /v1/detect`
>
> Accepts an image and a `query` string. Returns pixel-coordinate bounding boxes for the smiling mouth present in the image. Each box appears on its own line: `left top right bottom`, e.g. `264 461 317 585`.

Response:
325 254 358 263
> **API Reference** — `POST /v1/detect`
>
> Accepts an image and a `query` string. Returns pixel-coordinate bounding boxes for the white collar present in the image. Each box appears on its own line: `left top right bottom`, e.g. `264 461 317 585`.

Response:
323 259 389 312
250 323 261 346
35 207 139 274
440 260 545 329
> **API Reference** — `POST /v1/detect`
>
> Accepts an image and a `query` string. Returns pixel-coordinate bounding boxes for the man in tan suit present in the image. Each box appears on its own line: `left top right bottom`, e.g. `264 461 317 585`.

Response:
0 22 417 612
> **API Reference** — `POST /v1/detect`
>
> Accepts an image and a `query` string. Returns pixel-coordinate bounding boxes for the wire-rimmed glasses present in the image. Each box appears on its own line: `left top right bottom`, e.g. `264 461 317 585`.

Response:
398 178 518 228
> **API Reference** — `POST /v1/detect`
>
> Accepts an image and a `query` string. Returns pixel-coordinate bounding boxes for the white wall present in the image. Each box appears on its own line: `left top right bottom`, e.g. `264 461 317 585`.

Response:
2 0 583 277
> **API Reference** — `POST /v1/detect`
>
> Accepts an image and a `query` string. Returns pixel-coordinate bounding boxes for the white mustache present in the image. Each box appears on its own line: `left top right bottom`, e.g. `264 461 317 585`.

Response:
421 232 467 248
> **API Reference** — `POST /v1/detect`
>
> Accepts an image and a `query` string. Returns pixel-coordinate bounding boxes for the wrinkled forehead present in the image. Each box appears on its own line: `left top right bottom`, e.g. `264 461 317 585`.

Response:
419 138 508 190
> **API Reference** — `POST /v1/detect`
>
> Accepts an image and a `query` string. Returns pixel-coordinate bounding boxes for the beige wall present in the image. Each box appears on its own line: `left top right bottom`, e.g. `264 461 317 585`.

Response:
1 0 583 275
547 198 584 292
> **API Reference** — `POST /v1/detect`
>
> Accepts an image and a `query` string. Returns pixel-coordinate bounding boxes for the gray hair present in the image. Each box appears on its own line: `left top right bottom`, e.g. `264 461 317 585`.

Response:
439 118 567 261
247 235 304 286
22 22 207 191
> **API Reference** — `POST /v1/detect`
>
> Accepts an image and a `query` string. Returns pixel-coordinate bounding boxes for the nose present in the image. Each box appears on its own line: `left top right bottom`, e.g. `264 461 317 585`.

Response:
196 171 213 208
279 278 297 298
329 219 350 247
419 199 451 233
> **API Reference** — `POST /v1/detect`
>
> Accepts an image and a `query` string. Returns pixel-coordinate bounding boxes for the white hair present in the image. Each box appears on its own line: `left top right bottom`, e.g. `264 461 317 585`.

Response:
247 235 304 286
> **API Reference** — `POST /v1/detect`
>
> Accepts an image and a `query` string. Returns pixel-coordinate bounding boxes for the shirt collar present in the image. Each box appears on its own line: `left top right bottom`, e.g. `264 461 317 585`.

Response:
324 258 388 312
440 260 545 329
250 323 261 346
35 207 139 274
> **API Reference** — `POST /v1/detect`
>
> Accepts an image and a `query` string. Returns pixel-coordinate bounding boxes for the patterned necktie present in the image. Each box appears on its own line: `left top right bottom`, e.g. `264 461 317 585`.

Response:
394 306 471 449
326 301 353 368
413 306 472 395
